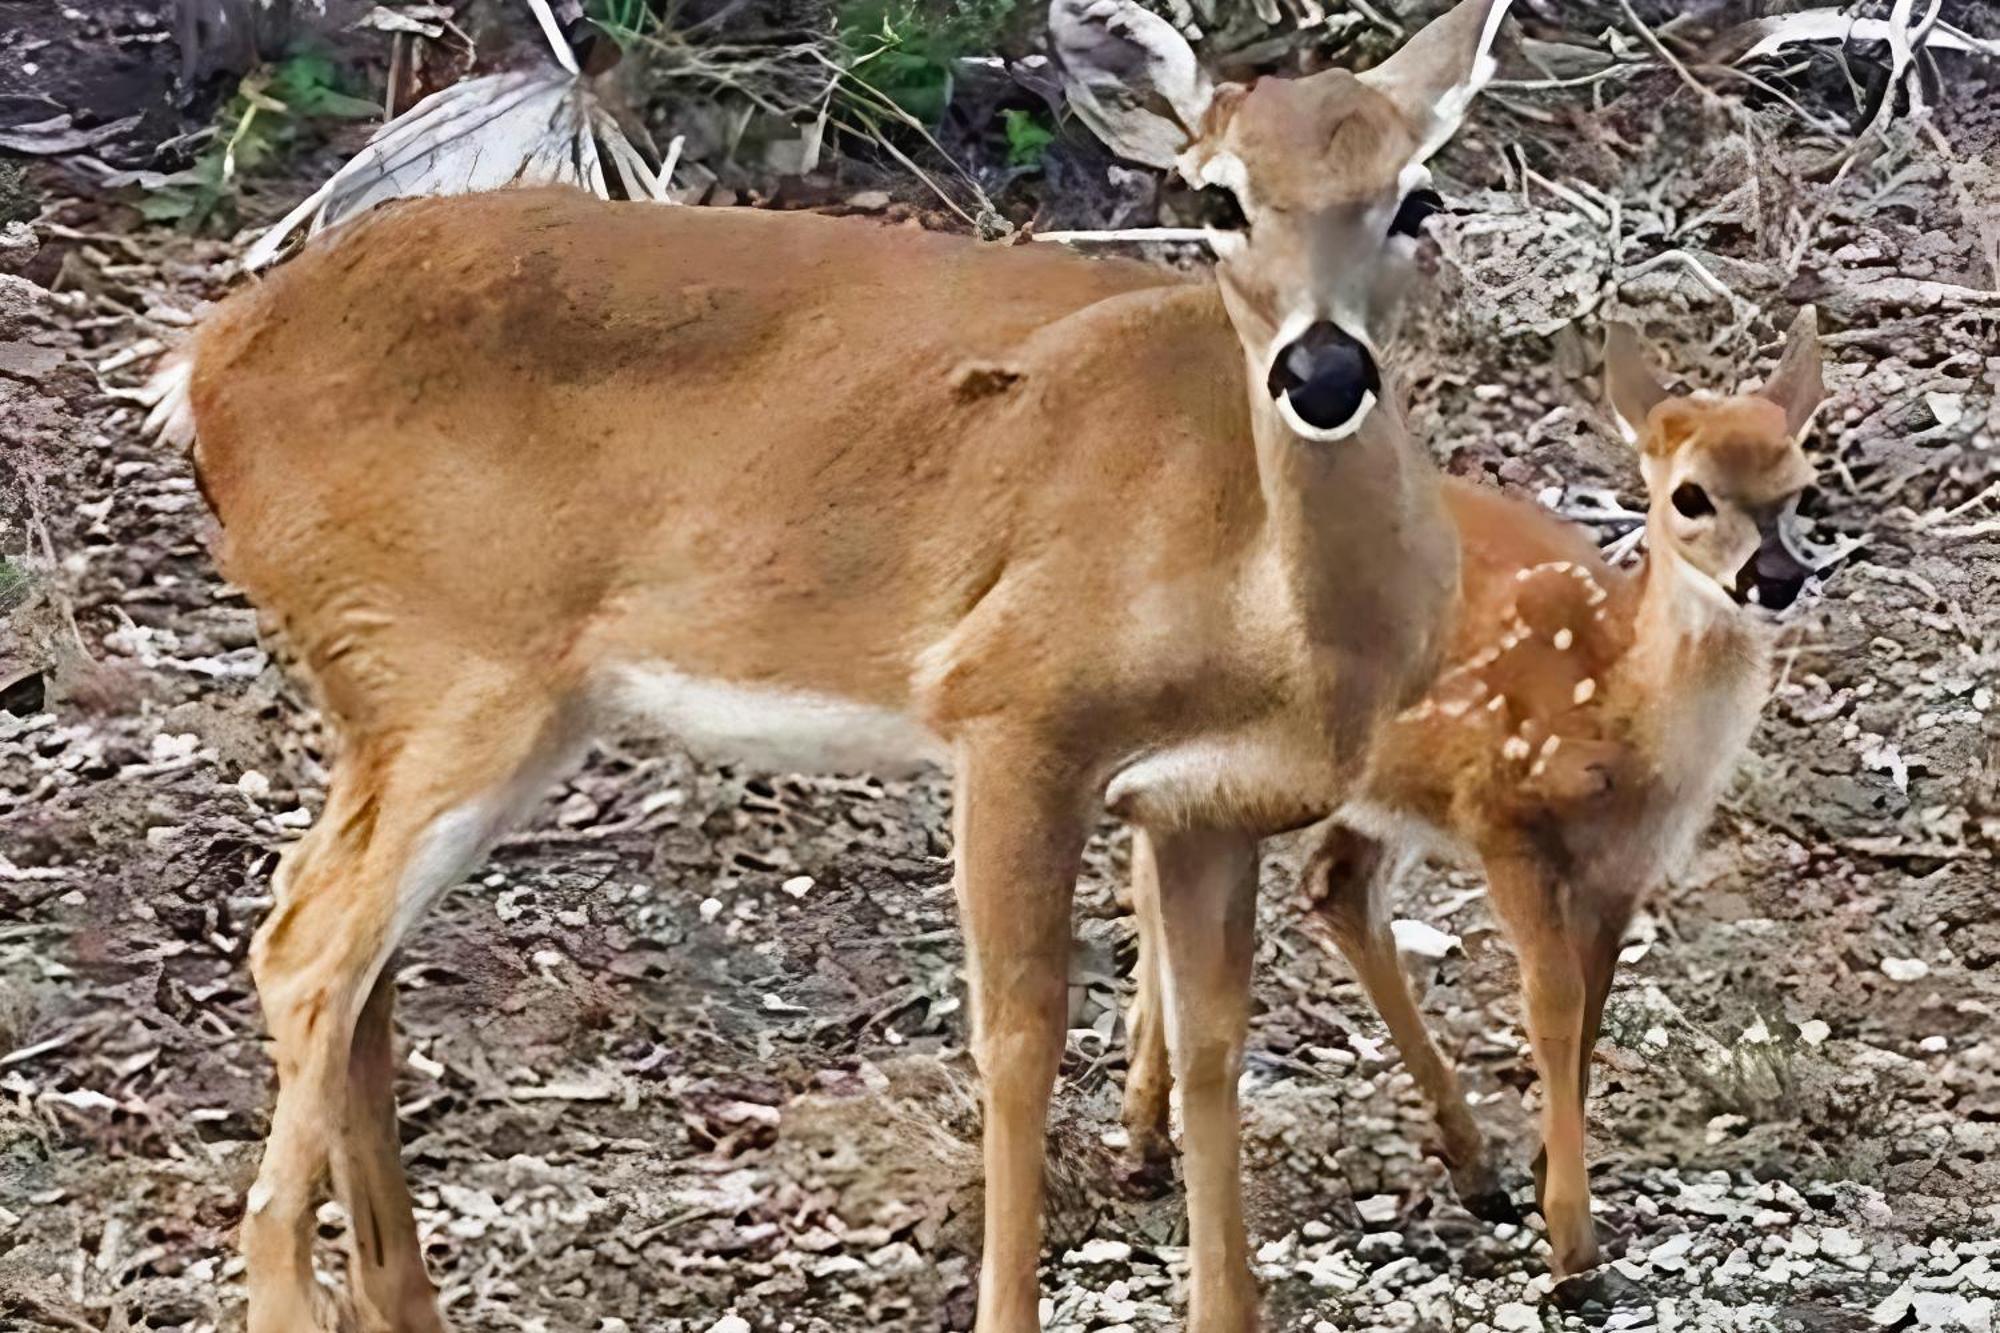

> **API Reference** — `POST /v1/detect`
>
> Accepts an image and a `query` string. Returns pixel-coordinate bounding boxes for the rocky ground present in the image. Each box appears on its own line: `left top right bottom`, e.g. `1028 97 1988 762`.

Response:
4 3 2000 1332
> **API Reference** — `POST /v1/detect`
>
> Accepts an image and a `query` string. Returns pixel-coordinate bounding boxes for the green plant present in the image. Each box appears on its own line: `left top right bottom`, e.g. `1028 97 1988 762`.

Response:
588 0 656 48
139 50 378 231
836 0 1017 124
0 558 32 615
1000 107 1053 169
0 162 35 226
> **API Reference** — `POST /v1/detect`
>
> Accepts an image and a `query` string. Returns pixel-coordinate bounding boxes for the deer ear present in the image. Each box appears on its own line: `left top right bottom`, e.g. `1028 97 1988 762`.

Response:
1603 321 1669 444
1049 0 1214 170
1356 0 1513 161
1760 305 1825 438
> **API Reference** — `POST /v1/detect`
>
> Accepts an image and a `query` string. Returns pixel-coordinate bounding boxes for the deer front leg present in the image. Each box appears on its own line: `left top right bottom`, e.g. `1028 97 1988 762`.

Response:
1151 826 1262 1333
1484 853 1600 1277
953 740 1090 1333
1121 829 1176 1173
1305 825 1506 1221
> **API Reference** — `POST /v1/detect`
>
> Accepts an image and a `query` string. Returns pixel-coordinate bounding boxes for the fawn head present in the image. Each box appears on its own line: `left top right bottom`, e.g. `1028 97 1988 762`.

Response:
1606 307 1828 614
1051 0 1511 441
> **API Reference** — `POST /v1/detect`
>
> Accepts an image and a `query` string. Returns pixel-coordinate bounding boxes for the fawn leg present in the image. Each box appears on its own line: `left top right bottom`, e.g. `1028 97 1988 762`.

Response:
1483 853 1599 1277
1306 824 1504 1219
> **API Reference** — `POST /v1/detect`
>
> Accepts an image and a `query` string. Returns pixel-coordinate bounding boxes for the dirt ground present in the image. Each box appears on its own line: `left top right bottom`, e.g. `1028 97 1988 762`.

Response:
4 3 2000 1332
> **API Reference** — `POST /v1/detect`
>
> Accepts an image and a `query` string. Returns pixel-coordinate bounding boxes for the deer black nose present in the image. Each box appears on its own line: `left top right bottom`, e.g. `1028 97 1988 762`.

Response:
1267 322 1381 434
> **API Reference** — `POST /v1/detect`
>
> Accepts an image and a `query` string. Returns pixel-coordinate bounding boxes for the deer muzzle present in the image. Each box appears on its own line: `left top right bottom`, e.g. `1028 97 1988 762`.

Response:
1733 512 1820 612
1266 321 1381 439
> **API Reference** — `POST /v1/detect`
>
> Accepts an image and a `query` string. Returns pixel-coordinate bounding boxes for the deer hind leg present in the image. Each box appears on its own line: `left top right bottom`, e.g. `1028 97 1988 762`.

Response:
336 974 441 1333
1305 824 1507 1219
1150 826 1262 1333
242 674 577 1333
1120 829 1176 1174
1481 852 1600 1278
952 738 1091 1333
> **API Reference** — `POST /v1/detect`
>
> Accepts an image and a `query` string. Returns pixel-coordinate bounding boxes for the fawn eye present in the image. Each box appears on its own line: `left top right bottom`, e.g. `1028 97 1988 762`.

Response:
1672 482 1715 519
1389 188 1444 238
1197 185 1249 232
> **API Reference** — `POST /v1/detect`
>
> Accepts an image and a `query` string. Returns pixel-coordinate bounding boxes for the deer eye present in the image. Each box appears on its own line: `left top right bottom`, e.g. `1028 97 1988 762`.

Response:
1672 482 1715 519
1389 188 1444 238
1196 185 1249 232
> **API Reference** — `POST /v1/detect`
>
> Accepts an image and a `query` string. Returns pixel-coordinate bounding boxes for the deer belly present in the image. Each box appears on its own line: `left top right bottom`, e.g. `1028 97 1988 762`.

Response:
596 663 949 777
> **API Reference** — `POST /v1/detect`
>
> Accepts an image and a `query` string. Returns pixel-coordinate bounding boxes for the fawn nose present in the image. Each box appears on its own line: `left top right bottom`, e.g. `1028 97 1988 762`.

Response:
1734 518 1818 612
1266 322 1381 436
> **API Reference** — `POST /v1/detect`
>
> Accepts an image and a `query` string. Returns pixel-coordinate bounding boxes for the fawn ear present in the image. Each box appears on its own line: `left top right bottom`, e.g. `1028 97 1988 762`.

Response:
1603 321 1669 444
1760 305 1825 438
1357 0 1513 161
1050 0 1215 171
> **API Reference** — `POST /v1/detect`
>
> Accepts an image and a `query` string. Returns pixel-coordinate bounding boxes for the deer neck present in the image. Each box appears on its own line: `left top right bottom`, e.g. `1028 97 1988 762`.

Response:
1239 378 1459 773
1623 543 1774 786
1247 381 1451 614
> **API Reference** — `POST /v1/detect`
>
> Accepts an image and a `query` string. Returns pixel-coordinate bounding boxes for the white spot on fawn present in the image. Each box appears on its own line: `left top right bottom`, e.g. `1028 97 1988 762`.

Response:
1503 736 1531 761
1553 628 1574 650
1541 735 1563 758
1573 678 1598 705
1486 695 1506 713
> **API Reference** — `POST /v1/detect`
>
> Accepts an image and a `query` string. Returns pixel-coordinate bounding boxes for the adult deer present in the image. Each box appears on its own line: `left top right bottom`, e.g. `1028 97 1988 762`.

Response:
1122 309 1832 1282
158 0 1511 1327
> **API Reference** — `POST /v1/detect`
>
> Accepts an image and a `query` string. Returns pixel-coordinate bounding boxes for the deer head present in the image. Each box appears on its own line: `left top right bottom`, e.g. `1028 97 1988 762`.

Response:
1051 0 1512 442
1605 306 1829 614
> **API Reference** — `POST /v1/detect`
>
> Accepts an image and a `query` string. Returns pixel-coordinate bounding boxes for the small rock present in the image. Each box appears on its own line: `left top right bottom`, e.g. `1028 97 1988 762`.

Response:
1706 1114 1749 1146
1391 918 1460 959
1883 957 1931 982
1797 1019 1831 1046
1495 1302 1540 1331
1874 1284 1916 1326
0 340 62 381
0 273 46 336
1355 1195 1401 1226
1067 1238 1133 1265
1356 1231 1403 1258
846 190 893 211
705 1318 751 1333
0 221 34 273
781 874 815 898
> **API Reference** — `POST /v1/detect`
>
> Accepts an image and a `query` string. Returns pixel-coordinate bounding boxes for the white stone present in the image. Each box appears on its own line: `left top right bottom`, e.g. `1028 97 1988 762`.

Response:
1392 918 1461 959
1067 1238 1133 1265
1494 1303 1540 1331
1355 1195 1401 1225
1883 957 1931 982
1873 1284 1916 1326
